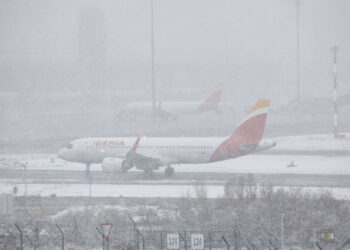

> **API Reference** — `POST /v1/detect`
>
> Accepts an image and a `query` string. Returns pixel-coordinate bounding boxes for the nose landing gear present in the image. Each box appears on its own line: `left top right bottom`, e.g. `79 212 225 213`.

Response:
85 163 91 177
164 166 174 177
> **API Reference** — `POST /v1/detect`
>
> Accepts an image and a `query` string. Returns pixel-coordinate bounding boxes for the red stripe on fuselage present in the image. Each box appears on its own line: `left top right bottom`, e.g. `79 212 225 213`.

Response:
210 113 267 162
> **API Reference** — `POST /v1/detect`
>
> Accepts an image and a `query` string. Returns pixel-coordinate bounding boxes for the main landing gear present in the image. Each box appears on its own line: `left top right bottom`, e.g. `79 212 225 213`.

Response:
85 163 91 177
121 160 133 173
164 166 174 177
142 170 154 179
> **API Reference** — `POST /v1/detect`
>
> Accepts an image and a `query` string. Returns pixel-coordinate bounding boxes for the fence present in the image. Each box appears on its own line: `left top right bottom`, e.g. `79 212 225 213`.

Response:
131 228 349 250
1 223 350 250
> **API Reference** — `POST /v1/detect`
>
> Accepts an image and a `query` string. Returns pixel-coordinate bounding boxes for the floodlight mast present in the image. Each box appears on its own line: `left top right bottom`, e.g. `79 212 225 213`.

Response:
331 45 339 138
15 162 27 196
150 0 156 125
281 213 285 250
295 0 303 103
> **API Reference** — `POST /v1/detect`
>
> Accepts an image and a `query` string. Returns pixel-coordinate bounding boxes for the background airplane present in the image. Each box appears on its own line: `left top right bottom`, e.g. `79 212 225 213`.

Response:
58 99 275 177
116 84 224 121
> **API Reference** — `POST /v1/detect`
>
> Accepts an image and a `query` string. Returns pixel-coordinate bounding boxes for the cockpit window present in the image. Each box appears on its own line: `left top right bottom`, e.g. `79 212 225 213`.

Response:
65 143 73 149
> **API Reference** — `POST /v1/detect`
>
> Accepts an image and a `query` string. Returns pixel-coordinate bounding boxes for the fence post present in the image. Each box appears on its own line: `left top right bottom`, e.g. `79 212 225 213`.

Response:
222 235 230 250
127 213 138 250
234 229 237 250
242 238 251 250
25 235 35 250
179 232 187 250
234 228 241 250
247 239 256 250
142 232 145 250
133 229 145 250
208 232 212 250
34 225 40 250
96 226 105 250
15 224 23 250
106 235 110 250
136 230 145 250
136 229 139 250
258 238 265 249
315 242 322 250
336 238 350 250
56 224 64 250
160 231 163 250
268 239 278 250
73 216 79 243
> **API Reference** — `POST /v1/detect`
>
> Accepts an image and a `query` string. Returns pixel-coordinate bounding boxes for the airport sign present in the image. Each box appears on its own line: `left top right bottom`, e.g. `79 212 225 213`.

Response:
167 233 179 249
320 230 334 242
191 234 204 249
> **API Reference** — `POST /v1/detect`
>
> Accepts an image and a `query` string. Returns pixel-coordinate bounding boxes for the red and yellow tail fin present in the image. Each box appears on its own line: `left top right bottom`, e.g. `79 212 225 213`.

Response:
196 84 223 113
210 99 270 161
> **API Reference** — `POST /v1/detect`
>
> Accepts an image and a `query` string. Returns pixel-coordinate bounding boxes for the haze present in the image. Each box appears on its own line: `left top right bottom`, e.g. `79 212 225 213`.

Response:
1 0 349 102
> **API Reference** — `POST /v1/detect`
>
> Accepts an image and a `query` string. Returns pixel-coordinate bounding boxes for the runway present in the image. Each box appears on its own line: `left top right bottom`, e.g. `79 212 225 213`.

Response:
0 169 350 187
0 151 349 186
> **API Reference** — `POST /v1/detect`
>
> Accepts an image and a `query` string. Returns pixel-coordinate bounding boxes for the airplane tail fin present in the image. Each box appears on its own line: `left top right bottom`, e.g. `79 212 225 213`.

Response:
210 99 270 161
196 84 223 113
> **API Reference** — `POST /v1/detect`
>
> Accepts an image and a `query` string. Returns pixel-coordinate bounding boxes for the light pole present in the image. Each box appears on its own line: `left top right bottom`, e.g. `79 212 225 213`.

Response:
295 0 303 103
15 224 23 250
330 45 344 139
88 172 93 206
56 224 64 250
150 0 156 124
15 161 28 205
281 213 285 249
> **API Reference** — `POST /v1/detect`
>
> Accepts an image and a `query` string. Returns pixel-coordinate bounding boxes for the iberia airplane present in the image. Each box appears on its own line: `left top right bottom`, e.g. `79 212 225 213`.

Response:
58 99 275 176
117 84 224 121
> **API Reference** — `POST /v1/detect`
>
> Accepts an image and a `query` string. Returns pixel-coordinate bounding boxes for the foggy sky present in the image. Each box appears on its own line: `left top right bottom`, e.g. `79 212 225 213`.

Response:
0 0 349 105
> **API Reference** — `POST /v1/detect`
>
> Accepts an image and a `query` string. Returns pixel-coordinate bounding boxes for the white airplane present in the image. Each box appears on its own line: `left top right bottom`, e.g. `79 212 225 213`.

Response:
117 84 224 121
58 99 275 176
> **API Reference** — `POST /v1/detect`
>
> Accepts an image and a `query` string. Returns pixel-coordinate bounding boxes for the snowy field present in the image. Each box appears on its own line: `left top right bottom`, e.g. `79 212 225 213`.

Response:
1 182 349 200
269 132 350 151
1 182 350 200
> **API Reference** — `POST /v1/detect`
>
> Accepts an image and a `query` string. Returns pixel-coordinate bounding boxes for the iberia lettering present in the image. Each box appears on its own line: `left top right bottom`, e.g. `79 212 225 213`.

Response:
93 140 125 146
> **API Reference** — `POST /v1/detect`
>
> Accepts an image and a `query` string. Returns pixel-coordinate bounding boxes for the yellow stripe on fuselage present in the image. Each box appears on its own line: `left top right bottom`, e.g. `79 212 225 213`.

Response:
248 99 270 114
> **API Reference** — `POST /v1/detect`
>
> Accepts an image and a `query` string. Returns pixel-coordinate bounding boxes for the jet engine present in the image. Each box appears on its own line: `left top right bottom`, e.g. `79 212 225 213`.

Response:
102 158 126 173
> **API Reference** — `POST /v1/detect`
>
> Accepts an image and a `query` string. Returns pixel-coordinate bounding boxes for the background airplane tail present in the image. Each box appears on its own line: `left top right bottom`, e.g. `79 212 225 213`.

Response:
210 99 270 161
196 84 223 113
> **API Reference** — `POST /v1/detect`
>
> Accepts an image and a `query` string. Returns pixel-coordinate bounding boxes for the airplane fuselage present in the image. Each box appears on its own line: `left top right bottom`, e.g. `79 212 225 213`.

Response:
58 136 275 165
59 137 224 164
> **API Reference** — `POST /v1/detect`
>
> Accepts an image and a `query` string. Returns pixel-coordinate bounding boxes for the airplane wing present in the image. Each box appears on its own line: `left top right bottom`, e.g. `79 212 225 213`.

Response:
125 151 178 171
124 137 178 171
155 101 176 120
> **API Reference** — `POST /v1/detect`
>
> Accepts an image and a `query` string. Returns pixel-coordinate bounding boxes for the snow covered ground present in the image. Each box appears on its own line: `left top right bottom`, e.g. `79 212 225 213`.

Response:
177 155 350 175
268 132 350 151
1 182 349 200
